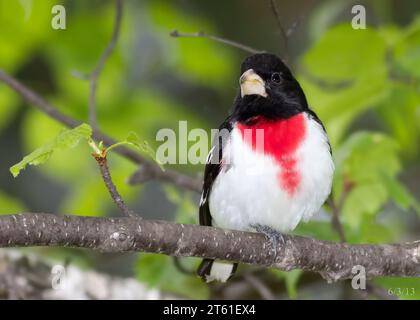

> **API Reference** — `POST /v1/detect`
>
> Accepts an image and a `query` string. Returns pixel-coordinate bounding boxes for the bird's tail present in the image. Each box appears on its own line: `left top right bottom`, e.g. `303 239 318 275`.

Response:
197 259 238 282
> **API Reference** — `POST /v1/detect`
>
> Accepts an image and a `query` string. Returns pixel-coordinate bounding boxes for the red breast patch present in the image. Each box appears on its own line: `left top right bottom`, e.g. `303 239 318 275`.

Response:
237 113 306 196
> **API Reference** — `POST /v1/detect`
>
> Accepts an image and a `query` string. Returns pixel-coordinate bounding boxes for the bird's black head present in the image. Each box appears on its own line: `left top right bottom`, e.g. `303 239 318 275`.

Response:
233 53 308 122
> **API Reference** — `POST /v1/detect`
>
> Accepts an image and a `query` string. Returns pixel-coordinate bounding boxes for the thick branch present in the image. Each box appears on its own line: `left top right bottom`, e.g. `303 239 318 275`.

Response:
0 69 201 192
0 213 418 282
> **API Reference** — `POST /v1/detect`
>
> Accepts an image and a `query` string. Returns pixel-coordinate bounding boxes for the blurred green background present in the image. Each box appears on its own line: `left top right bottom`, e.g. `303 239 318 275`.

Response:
0 0 419 299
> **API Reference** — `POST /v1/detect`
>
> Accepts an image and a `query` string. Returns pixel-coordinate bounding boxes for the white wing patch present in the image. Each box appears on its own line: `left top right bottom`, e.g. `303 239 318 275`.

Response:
199 192 207 206
206 146 215 164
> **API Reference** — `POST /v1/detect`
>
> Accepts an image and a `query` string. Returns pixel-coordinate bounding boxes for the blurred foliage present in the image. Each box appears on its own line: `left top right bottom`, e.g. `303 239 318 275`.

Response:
136 254 209 299
0 191 26 213
0 0 419 299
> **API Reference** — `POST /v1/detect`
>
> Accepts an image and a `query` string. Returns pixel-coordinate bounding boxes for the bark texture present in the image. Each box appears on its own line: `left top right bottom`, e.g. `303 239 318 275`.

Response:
0 213 418 282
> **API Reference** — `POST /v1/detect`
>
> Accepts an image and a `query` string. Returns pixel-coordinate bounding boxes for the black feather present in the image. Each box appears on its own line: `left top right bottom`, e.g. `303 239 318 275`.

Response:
198 118 238 281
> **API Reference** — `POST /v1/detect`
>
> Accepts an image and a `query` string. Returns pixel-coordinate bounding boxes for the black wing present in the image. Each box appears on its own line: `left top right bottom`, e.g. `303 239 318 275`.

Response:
197 117 235 281
306 109 332 155
199 117 233 226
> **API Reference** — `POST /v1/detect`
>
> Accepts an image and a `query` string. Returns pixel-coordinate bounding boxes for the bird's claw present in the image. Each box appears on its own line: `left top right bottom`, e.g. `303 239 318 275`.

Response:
251 224 285 260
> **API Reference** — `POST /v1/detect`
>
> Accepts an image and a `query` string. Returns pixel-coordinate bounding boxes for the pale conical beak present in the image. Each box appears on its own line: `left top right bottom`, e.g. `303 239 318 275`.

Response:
240 69 267 98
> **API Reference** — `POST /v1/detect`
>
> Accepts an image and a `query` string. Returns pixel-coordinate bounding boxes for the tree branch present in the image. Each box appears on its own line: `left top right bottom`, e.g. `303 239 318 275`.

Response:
87 0 123 129
327 196 347 243
0 69 201 192
92 152 136 218
170 30 264 55
0 213 418 282
242 272 275 300
268 0 288 55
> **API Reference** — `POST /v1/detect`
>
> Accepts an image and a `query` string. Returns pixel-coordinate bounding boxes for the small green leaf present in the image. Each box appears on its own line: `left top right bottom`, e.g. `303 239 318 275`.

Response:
105 132 165 171
393 17 420 79
126 132 158 163
303 23 386 81
342 182 388 229
10 124 92 177
126 131 141 145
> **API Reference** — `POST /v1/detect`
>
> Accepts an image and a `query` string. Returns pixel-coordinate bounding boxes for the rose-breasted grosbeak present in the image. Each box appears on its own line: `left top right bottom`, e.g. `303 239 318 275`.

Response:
197 53 334 282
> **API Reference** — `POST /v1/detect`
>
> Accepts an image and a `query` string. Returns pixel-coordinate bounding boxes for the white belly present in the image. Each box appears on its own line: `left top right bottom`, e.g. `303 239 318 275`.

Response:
209 114 334 233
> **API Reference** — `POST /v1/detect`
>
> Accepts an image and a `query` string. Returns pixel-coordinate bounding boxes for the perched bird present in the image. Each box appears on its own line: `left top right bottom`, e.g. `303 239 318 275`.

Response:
197 53 334 282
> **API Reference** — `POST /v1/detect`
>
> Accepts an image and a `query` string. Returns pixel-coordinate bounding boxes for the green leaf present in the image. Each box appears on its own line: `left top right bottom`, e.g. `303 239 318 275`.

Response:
299 23 392 146
376 84 420 159
349 215 399 244
303 23 387 81
10 124 92 177
135 253 209 299
393 17 420 79
106 131 165 171
333 133 400 228
338 132 401 181
334 131 417 228
342 182 388 229
299 74 388 147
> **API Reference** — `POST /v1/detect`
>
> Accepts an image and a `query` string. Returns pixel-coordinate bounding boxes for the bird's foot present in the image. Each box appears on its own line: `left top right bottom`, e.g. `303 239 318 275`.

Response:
251 224 285 260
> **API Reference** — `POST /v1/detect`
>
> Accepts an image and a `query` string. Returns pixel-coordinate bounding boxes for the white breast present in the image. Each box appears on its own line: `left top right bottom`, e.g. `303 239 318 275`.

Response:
209 113 334 233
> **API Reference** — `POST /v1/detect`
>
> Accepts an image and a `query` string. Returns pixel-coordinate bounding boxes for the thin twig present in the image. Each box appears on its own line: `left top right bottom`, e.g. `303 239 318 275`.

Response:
93 152 136 218
0 69 201 192
87 0 123 129
243 273 276 300
327 196 346 243
328 178 353 243
268 0 288 57
170 30 264 55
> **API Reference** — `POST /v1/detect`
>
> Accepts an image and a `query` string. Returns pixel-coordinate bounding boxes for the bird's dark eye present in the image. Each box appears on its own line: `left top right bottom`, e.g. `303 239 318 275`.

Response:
271 72 281 83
